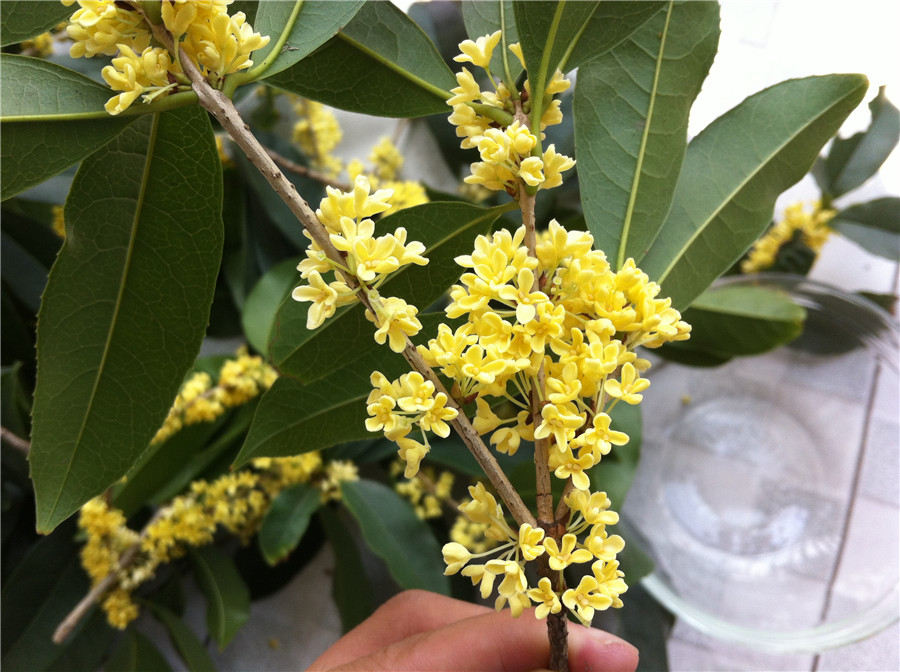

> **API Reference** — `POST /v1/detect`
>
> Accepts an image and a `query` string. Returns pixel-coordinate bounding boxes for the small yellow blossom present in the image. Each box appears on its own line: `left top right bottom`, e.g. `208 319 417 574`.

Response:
453 30 502 69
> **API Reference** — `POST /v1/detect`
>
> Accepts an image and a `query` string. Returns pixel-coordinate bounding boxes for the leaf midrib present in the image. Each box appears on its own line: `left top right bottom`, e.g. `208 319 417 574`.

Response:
655 88 855 285
618 1 674 270
44 114 161 525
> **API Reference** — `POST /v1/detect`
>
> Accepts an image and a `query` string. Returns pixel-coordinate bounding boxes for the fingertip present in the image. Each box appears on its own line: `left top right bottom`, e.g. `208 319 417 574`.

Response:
569 629 639 672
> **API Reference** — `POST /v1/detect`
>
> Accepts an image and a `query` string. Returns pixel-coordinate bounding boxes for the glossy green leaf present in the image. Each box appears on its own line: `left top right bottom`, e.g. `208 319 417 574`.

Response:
0 55 134 200
661 285 806 363
105 630 172 672
149 603 217 672
564 2 667 70
266 1 455 117
0 1 72 47
29 108 224 533
341 479 450 594
818 86 900 197
150 402 260 505
271 201 509 381
514 1 599 80
641 74 868 310
1 523 87 671
253 1 366 79
233 316 429 466
242 258 298 357
319 507 376 633
832 197 900 260
462 1 522 84
112 421 226 517
259 483 321 565
575 1 719 267
189 546 251 651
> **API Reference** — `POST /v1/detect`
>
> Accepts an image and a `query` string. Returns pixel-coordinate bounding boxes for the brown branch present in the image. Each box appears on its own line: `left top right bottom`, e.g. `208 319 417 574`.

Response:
53 508 165 643
520 178 569 672
173 38 535 530
265 147 351 191
0 426 30 456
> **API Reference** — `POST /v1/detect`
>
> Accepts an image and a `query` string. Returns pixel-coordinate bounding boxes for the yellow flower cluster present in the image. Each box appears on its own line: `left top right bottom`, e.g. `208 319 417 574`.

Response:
409 220 687 624
62 0 269 114
447 32 575 194
366 371 458 478
442 484 626 624
152 350 277 445
291 176 429 342
393 463 455 520
741 200 836 273
78 451 356 630
347 138 430 218
292 97 344 179
21 31 56 57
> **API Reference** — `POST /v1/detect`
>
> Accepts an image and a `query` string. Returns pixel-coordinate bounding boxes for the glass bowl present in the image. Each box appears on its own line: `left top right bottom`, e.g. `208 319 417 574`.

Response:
623 274 899 653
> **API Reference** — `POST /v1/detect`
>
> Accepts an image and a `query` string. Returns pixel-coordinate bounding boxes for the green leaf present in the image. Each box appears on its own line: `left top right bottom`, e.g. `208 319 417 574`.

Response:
641 74 868 310
820 86 900 197
514 1 600 80
253 1 366 79
112 421 227 517
575 1 720 268
148 603 217 672
0 55 135 200
271 201 508 381
266 1 455 117
341 479 450 594
319 507 376 632
1 523 89 671
105 630 173 672
564 2 667 70
661 285 806 361
0 1 72 47
461 1 522 84
241 258 298 357
832 197 900 260
258 483 321 565
233 318 427 466
29 108 224 533
189 546 251 651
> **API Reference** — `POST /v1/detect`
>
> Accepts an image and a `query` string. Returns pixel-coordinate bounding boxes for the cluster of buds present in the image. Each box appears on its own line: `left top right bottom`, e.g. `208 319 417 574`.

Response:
741 200 836 273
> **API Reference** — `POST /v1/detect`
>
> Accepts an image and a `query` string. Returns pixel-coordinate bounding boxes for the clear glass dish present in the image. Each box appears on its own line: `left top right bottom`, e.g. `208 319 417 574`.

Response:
624 274 899 653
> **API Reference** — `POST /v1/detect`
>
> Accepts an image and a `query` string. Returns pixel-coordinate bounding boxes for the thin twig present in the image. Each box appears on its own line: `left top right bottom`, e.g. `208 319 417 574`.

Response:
519 173 569 672
53 508 165 643
0 426 30 456
265 147 351 191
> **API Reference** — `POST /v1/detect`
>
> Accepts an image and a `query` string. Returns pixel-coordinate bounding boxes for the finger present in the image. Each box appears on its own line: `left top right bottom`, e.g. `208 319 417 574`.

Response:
323 606 638 672
309 590 492 670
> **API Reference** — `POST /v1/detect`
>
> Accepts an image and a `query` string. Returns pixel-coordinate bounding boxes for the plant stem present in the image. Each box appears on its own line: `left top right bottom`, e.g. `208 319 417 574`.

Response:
0 426 30 455
177 39 536 530
519 186 569 672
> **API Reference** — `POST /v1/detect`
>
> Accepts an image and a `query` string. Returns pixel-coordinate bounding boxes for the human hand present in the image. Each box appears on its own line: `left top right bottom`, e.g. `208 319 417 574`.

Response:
309 589 639 671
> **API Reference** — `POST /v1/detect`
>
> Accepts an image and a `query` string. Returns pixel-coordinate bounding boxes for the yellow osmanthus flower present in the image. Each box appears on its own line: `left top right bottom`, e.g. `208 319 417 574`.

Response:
293 176 431 352
63 0 269 114
152 350 277 445
741 200 837 273
446 32 575 195
428 217 688 624
292 97 344 178
77 450 356 630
